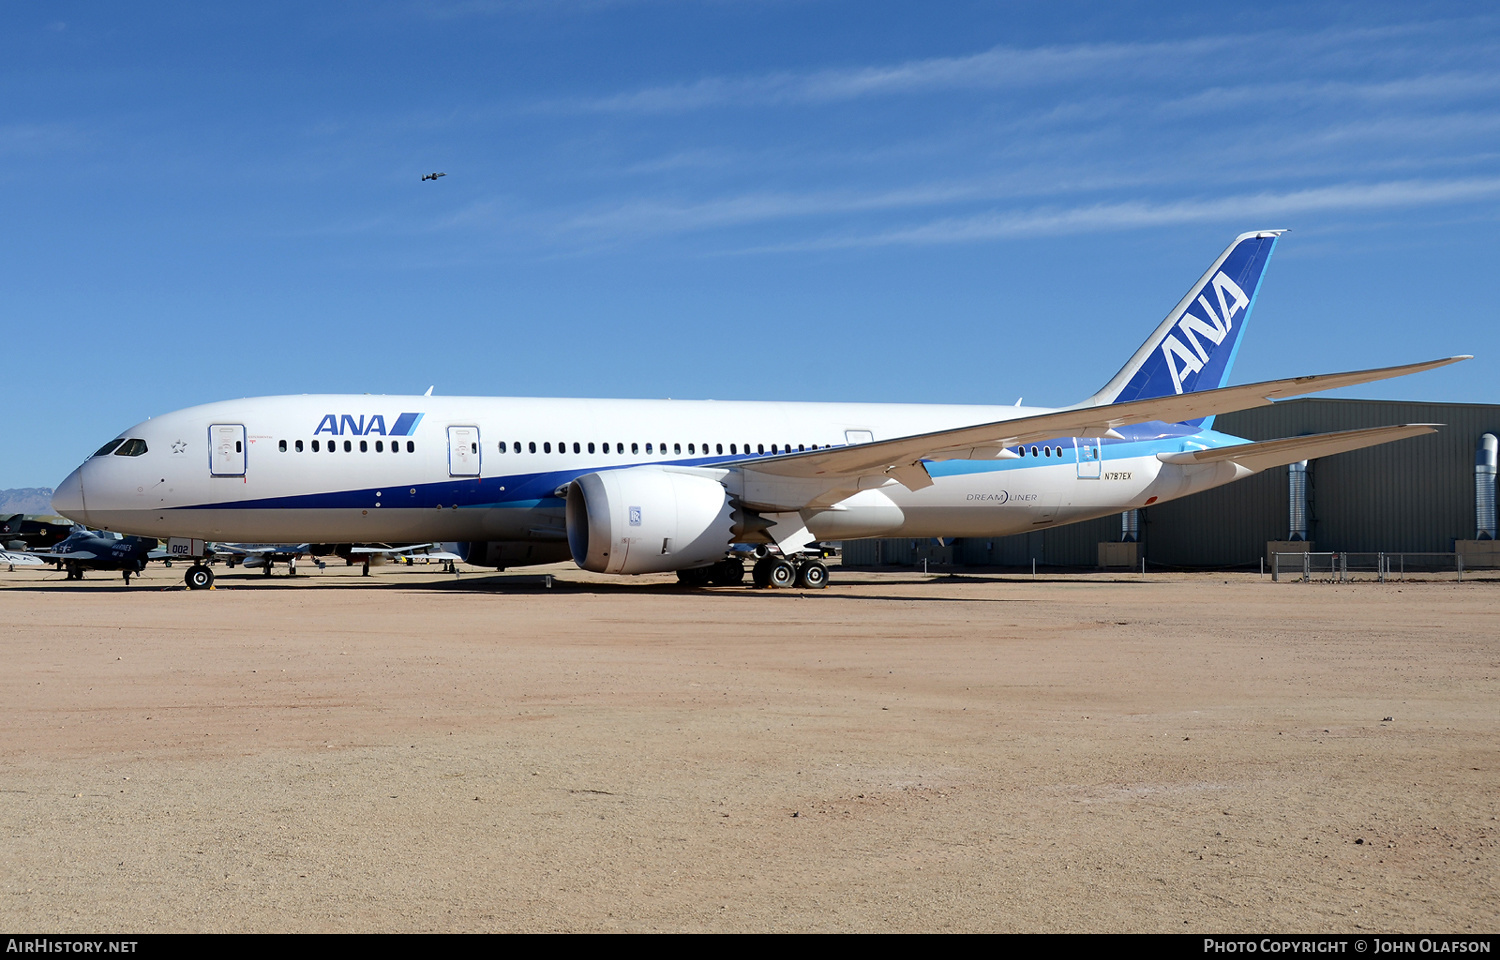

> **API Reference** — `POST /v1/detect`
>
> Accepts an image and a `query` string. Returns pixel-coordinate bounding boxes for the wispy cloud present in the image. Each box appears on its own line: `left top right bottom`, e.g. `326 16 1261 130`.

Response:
766 177 1500 250
557 20 1494 114
564 37 1240 113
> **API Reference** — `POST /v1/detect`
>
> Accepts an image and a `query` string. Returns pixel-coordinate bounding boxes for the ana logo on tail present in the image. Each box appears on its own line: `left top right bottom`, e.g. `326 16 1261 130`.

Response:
1159 271 1251 395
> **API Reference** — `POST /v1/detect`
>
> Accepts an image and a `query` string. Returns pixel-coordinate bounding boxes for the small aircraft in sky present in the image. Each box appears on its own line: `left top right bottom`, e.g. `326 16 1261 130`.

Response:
421 172 446 181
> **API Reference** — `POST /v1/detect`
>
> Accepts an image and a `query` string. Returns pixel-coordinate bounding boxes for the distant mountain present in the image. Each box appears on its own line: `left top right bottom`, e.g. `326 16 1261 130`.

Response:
0 488 56 515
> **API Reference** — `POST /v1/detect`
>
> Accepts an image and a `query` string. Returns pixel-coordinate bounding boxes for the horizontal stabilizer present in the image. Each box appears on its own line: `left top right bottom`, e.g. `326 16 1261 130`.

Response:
0 550 44 566
1155 424 1439 472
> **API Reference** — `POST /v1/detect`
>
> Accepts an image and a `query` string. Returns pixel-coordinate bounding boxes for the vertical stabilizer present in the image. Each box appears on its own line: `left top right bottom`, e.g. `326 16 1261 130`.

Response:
1084 230 1284 417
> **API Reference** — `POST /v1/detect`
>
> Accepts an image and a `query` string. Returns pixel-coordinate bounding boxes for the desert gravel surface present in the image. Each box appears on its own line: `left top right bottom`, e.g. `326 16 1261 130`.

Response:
2 562 1496 932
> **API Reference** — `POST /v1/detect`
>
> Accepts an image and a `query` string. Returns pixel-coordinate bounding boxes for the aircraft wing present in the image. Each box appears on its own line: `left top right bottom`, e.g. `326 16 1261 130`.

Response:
348 544 464 561
1154 424 1440 472
29 549 99 560
745 356 1468 490
1 550 45 566
213 543 311 556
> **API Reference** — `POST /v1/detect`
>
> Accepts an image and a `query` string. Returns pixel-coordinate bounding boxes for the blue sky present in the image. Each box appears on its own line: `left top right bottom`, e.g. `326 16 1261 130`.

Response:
4 1 1497 489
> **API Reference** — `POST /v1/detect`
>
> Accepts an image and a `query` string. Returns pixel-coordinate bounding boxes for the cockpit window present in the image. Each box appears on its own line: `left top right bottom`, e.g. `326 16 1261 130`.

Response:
92 439 126 458
114 439 149 457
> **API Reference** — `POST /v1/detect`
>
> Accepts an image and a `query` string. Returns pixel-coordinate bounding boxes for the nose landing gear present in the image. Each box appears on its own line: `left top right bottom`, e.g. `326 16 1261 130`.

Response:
185 565 214 590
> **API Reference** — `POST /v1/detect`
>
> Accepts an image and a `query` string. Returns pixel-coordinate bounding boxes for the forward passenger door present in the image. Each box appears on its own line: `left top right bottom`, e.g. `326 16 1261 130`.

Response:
448 425 481 477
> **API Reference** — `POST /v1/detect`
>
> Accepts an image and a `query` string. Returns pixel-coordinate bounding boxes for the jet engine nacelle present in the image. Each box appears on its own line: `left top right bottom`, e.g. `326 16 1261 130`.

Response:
566 466 735 574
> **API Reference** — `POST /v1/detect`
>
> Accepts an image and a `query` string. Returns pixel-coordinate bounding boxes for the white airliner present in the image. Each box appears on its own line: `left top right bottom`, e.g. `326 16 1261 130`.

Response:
51 231 1466 589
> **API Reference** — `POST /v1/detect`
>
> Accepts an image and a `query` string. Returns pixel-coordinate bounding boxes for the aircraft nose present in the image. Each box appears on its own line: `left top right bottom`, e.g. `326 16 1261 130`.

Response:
52 468 88 524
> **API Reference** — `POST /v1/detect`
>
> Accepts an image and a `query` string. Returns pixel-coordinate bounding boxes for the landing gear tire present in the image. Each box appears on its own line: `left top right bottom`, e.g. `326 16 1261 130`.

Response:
752 556 774 588
796 560 829 589
767 558 796 589
676 566 714 587
709 558 746 587
185 565 214 590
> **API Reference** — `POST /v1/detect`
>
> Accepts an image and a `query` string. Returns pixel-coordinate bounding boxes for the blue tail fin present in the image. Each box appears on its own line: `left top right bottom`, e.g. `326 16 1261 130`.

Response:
1086 231 1284 420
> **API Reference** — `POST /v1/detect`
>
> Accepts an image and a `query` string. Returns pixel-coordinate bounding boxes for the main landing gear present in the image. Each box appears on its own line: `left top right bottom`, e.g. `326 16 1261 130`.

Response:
185 565 215 590
751 554 828 590
675 554 829 589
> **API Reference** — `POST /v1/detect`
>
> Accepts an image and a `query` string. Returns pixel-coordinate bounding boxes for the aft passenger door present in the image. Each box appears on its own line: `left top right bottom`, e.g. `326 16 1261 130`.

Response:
1075 437 1102 479
448 425 481 477
209 424 246 477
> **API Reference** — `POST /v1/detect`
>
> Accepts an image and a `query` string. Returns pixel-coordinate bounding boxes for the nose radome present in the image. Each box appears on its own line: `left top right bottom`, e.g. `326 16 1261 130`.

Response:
52 468 88 524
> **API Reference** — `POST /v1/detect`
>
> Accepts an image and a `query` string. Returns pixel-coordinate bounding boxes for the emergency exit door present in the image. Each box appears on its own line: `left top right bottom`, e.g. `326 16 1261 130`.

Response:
448 425 481 477
209 424 246 476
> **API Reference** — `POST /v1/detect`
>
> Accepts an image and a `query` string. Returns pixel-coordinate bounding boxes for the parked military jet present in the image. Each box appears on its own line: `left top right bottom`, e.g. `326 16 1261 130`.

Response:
1 514 73 552
212 543 323 576
29 529 161 582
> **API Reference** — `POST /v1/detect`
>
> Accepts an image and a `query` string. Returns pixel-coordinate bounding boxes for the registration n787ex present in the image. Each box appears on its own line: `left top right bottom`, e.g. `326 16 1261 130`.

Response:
51 231 1467 589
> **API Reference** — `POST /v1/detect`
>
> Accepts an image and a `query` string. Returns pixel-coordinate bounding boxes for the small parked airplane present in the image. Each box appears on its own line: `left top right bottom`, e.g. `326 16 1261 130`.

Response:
26 528 162 582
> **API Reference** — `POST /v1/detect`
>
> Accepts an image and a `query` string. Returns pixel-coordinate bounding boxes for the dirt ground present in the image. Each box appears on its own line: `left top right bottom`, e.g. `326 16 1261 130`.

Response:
1 561 1495 932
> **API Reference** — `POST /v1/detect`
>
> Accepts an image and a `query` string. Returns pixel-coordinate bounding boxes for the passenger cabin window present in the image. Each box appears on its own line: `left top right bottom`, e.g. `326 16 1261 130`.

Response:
544 442 551 453
645 443 652 454
279 440 287 452
376 440 383 452
360 440 368 453
296 440 304 452
312 440 320 452
92 439 126 458
406 441 415 453
529 442 536 454
344 440 353 453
